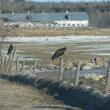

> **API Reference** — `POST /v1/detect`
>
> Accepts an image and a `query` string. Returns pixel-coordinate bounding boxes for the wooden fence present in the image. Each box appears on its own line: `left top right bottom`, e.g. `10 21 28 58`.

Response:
0 49 110 93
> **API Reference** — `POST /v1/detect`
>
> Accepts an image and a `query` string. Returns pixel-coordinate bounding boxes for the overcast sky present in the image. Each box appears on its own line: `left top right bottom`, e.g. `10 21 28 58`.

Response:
31 0 109 2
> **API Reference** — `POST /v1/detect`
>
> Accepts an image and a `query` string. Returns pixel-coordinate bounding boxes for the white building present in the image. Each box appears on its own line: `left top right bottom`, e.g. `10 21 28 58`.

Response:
54 20 88 28
0 12 89 29
19 22 34 29
47 12 89 28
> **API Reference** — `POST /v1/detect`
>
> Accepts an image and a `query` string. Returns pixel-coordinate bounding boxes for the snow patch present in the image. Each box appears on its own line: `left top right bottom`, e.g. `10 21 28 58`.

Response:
1 35 110 43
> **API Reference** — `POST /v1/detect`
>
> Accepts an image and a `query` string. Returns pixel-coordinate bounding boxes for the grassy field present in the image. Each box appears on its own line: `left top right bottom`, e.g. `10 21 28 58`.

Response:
11 43 91 65
1 27 110 65
3 41 110 65
0 79 66 110
0 74 105 110
1 28 110 37
10 41 110 65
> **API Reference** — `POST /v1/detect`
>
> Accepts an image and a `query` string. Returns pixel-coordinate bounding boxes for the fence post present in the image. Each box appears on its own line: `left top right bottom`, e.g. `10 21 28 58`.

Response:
16 57 19 73
9 49 16 73
33 57 37 74
21 61 25 72
2 56 7 74
0 57 4 74
74 60 81 86
4 56 7 70
105 59 110 93
5 54 12 73
59 58 64 81
0 55 4 74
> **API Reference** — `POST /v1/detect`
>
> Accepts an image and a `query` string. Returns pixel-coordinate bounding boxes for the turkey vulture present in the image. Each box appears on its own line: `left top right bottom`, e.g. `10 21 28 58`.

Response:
51 47 67 60
7 44 13 55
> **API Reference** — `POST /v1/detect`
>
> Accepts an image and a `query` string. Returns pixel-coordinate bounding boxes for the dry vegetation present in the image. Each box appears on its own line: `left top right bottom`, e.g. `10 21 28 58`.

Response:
2 28 110 37
0 79 65 110
9 43 91 65
4 41 109 65
12 41 110 65
0 74 105 110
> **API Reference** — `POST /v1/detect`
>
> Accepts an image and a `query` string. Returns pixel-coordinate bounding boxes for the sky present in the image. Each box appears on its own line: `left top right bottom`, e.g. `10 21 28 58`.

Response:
31 0 109 2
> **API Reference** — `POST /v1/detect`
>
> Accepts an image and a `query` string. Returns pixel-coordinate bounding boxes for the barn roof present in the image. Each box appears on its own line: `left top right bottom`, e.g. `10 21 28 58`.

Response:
0 12 88 22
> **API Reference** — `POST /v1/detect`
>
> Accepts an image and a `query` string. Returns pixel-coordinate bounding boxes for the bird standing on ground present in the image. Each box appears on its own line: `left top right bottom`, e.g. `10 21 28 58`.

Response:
51 47 67 60
7 44 13 55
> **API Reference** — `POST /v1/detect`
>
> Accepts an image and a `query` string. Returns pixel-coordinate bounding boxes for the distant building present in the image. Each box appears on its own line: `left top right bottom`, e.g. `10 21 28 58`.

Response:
0 12 89 28
49 12 89 28
54 20 88 28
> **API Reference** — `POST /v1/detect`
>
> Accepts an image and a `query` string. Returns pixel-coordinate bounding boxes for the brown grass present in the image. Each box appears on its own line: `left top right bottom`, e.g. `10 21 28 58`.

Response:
1 28 110 37
4 41 109 65
12 43 91 65
0 79 64 110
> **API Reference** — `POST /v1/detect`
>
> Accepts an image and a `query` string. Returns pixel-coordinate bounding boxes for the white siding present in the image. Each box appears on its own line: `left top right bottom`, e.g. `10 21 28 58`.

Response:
54 20 88 28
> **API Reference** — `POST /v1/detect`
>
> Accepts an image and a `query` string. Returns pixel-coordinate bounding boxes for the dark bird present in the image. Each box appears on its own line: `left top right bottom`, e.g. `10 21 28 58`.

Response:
7 44 13 55
26 15 32 21
64 14 69 20
51 47 67 60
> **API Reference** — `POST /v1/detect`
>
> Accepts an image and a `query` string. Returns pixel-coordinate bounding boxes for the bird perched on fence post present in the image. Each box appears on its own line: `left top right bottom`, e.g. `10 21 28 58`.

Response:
51 47 67 60
51 47 67 81
7 44 13 55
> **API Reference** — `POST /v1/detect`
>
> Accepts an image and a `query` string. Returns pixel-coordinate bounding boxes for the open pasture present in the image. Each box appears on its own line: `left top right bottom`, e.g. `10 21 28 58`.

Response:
1 28 110 37
1 35 110 92
7 40 110 65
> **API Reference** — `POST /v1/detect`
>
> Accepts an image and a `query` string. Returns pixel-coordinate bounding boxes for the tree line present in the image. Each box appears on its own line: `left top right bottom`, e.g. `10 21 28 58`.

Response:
0 0 109 13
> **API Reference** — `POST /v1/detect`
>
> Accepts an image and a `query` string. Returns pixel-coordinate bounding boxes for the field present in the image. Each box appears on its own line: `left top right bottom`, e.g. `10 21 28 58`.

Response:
0 79 66 110
2 32 110 91
0 74 107 110
1 28 110 37
6 41 109 65
0 27 110 110
2 41 107 92
1 27 110 65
